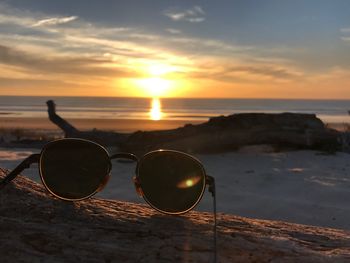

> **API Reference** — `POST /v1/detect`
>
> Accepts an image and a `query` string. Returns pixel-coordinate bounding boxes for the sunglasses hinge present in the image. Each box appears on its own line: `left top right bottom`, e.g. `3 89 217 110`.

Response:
206 175 216 197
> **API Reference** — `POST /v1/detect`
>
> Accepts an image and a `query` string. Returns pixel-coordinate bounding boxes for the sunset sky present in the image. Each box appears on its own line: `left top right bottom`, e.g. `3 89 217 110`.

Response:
0 0 350 98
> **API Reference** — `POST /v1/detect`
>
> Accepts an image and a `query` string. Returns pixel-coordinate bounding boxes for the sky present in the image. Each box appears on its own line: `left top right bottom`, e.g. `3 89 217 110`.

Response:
0 0 350 98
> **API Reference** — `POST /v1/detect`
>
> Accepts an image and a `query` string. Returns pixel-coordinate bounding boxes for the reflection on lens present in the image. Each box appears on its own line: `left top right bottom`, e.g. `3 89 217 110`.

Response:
137 150 206 214
39 139 111 200
177 175 201 189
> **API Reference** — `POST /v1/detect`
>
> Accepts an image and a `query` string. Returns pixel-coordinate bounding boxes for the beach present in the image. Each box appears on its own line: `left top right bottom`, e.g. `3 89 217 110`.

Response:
0 116 200 133
2 2 350 260
0 116 348 132
1 97 350 231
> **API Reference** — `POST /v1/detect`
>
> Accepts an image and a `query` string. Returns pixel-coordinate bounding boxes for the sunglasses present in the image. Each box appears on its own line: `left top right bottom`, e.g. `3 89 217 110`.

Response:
0 138 217 261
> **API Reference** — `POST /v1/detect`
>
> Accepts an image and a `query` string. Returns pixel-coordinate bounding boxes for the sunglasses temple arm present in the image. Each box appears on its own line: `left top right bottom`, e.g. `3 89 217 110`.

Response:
206 175 217 263
0 154 40 190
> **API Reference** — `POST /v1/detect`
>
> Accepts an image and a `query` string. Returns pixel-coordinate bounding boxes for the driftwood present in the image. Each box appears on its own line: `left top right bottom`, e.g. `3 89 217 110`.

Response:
122 113 340 155
47 100 128 146
1 169 350 262
47 100 340 155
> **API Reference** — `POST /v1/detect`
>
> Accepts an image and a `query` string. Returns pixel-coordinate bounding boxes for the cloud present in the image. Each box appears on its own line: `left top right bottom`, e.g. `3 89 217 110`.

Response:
187 17 205 23
193 6 205 15
1 2 338 97
0 44 136 78
227 66 301 80
340 27 350 43
164 6 206 23
166 28 182 34
0 3 277 68
0 77 68 88
32 16 78 27
340 27 350 33
185 57 304 84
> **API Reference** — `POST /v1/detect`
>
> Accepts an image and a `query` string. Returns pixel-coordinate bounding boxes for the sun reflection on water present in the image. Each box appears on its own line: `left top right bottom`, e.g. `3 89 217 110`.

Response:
150 98 162 121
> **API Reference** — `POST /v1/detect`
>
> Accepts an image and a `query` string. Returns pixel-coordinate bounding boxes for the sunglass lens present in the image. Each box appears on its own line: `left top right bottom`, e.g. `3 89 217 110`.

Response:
137 151 206 214
40 139 111 200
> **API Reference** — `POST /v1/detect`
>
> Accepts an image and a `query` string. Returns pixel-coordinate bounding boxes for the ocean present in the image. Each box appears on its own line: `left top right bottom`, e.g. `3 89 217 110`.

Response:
0 96 349 124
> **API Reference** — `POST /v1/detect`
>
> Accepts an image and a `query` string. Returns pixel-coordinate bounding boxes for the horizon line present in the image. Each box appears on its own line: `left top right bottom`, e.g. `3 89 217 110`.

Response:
0 95 350 101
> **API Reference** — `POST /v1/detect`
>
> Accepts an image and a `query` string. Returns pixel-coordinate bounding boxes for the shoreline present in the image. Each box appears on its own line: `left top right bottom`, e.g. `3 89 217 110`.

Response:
0 116 203 133
0 116 349 133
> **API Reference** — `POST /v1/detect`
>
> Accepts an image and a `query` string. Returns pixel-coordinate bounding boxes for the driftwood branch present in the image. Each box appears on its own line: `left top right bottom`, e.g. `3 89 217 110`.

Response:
1 169 350 262
46 100 128 146
47 100 79 136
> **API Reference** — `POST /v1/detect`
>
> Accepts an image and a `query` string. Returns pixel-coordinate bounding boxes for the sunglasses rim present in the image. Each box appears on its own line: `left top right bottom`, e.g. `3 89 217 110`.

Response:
136 149 207 215
38 138 112 201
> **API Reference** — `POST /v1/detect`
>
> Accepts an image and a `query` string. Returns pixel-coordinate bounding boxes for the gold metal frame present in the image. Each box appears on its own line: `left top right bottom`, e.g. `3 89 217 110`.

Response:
3 138 211 214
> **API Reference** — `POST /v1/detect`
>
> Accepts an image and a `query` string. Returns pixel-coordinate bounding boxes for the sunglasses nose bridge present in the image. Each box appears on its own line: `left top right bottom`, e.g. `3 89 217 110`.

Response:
96 173 110 193
133 176 143 197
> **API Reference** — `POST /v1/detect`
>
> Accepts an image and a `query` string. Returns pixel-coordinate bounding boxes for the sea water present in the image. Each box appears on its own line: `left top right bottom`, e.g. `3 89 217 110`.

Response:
0 96 349 124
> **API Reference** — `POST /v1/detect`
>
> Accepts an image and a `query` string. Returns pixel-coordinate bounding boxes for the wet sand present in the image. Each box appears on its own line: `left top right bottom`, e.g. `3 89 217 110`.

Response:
0 115 348 135
0 117 202 133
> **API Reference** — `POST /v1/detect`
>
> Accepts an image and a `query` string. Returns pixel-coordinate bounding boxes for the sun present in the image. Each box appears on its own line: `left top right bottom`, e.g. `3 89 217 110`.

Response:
120 60 192 98
132 62 178 97
135 77 171 97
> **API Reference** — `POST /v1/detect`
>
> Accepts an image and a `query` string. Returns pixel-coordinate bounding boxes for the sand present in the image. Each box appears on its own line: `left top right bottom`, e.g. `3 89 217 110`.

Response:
1 146 350 230
0 117 202 133
1 114 350 230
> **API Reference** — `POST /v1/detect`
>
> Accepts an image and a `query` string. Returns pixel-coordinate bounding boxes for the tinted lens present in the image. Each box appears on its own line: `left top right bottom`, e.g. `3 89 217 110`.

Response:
40 139 111 200
138 151 206 214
